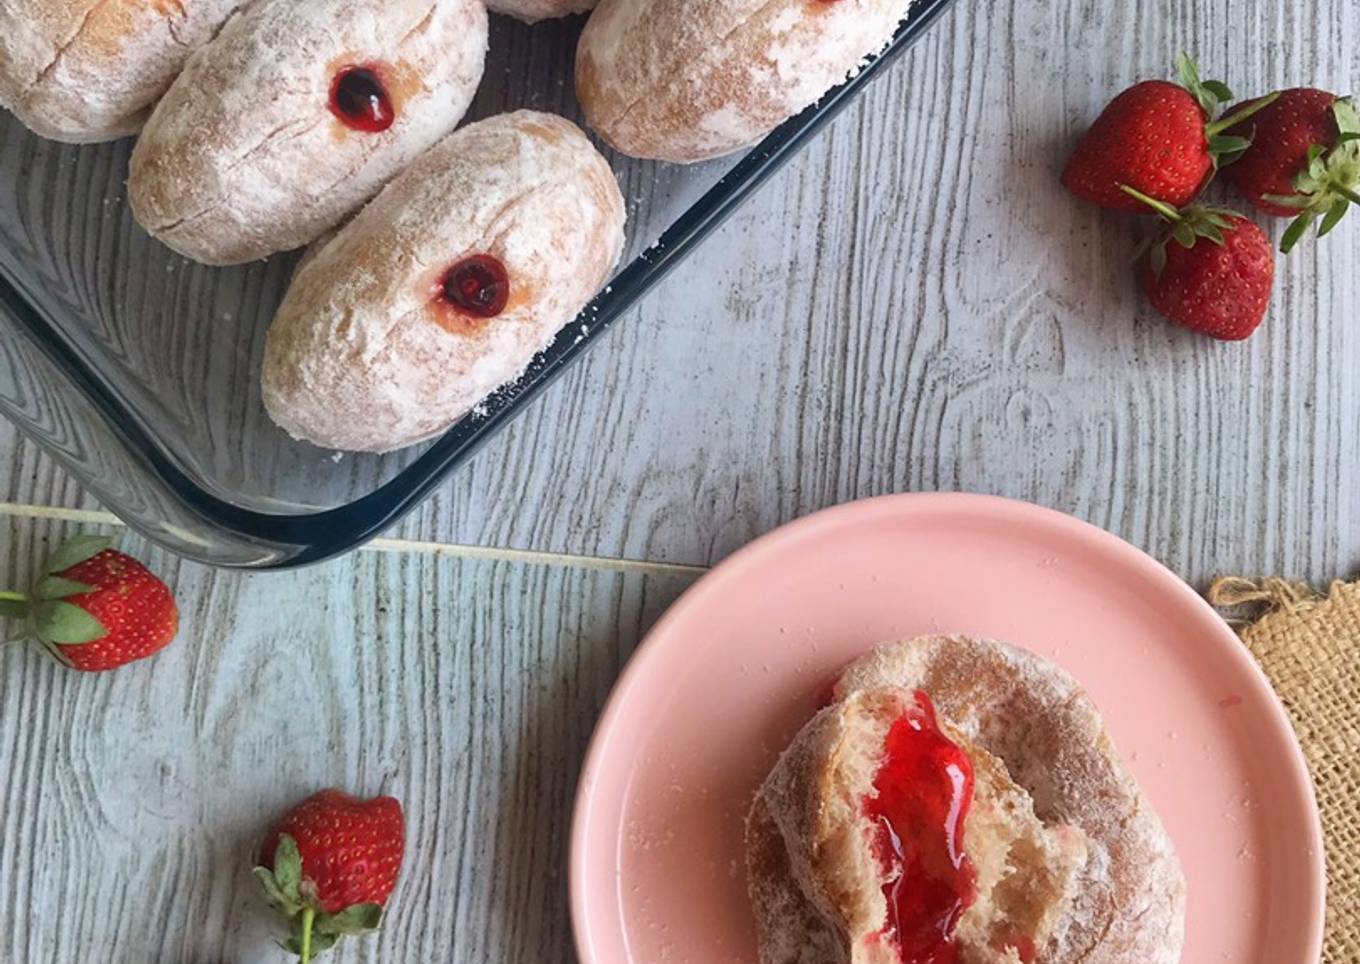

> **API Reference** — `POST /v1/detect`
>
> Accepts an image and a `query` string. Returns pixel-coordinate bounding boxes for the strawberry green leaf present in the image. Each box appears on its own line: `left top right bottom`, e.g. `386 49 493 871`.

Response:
1176 53 1200 90
1335 98 1360 136
1304 150 1330 184
43 535 112 575
1201 80 1234 102
0 599 29 620
1208 133 1253 167
253 867 284 905
272 834 304 904
1176 54 1220 116
254 867 303 917
314 904 383 936
1318 198 1350 238
1172 223 1197 248
282 932 338 956
33 600 106 644
1208 134 1251 155
1150 241 1168 278
1280 212 1316 254
34 576 94 601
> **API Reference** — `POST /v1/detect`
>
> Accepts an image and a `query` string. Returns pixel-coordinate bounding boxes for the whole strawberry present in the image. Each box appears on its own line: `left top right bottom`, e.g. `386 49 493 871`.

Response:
0 535 178 671
255 789 405 962
1222 90 1360 251
1122 186 1275 341
1063 54 1277 212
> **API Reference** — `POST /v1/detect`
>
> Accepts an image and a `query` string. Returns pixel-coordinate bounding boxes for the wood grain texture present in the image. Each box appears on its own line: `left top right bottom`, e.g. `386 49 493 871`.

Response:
0 516 696 963
0 0 1357 589
3 2 1357 959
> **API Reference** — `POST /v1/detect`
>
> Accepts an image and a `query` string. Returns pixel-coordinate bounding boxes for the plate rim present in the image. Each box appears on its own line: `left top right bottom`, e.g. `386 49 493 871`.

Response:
568 492 1326 963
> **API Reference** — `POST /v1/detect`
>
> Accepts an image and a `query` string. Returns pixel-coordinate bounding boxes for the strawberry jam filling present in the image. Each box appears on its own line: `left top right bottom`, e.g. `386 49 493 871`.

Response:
438 254 510 320
864 690 977 964
329 66 395 133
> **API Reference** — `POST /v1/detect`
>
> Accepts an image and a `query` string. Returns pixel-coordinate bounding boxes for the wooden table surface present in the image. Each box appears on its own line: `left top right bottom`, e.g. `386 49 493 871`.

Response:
2 0 1357 961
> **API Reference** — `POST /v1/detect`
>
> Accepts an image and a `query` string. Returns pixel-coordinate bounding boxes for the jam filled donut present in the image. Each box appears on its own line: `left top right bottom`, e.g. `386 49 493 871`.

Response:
577 0 914 163
127 0 488 266
0 0 246 142
486 0 596 23
748 635 1186 964
262 111 626 453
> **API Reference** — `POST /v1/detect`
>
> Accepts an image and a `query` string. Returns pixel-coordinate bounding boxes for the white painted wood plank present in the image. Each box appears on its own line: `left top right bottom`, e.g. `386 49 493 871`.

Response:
0 516 697 963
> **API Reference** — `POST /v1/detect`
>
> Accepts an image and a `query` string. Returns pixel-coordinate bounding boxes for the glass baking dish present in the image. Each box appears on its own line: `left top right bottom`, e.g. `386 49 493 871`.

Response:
0 0 957 567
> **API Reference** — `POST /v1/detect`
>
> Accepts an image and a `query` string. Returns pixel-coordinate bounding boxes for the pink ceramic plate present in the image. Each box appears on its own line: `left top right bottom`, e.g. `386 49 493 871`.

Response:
570 494 1325 964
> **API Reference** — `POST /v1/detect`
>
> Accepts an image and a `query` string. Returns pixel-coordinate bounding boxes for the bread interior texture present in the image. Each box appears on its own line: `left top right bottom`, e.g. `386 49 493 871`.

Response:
816 689 1089 963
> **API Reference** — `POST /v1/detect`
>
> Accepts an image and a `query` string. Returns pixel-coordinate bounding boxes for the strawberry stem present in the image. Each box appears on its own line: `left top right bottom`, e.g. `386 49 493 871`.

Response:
0 592 32 634
1339 186 1360 206
1119 184 1183 221
1205 91 1281 137
299 906 315 964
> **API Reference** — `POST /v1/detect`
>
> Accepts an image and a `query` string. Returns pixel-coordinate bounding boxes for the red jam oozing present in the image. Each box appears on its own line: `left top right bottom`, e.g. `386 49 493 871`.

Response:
437 255 510 320
864 690 977 964
329 66 395 133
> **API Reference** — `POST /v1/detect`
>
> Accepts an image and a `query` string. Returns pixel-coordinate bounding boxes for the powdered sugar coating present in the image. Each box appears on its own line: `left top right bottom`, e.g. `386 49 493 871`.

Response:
486 0 595 24
576 0 914 163
0 0 246 142
127 0 487 265
262 111 626 453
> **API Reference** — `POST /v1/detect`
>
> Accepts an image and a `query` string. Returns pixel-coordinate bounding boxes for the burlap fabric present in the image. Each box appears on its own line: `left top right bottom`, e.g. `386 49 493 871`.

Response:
1209 577 1360 963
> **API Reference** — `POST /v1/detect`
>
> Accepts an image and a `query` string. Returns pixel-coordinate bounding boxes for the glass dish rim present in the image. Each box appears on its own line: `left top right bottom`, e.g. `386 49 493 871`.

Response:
0 0 958 568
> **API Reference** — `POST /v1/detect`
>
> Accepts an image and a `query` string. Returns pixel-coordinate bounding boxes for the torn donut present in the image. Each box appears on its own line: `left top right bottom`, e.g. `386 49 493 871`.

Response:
747 635 1187 964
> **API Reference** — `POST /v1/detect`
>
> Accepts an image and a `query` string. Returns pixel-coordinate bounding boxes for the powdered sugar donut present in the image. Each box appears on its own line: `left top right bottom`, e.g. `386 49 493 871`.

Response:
262 111 626 453
487 0 596 23
576 0 914 163
128 0 487 266
0 0 245 142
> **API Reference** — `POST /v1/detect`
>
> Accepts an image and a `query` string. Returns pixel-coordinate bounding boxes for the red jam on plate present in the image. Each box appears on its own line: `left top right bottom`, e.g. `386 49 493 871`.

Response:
329 65 395 133
863 690 978 964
